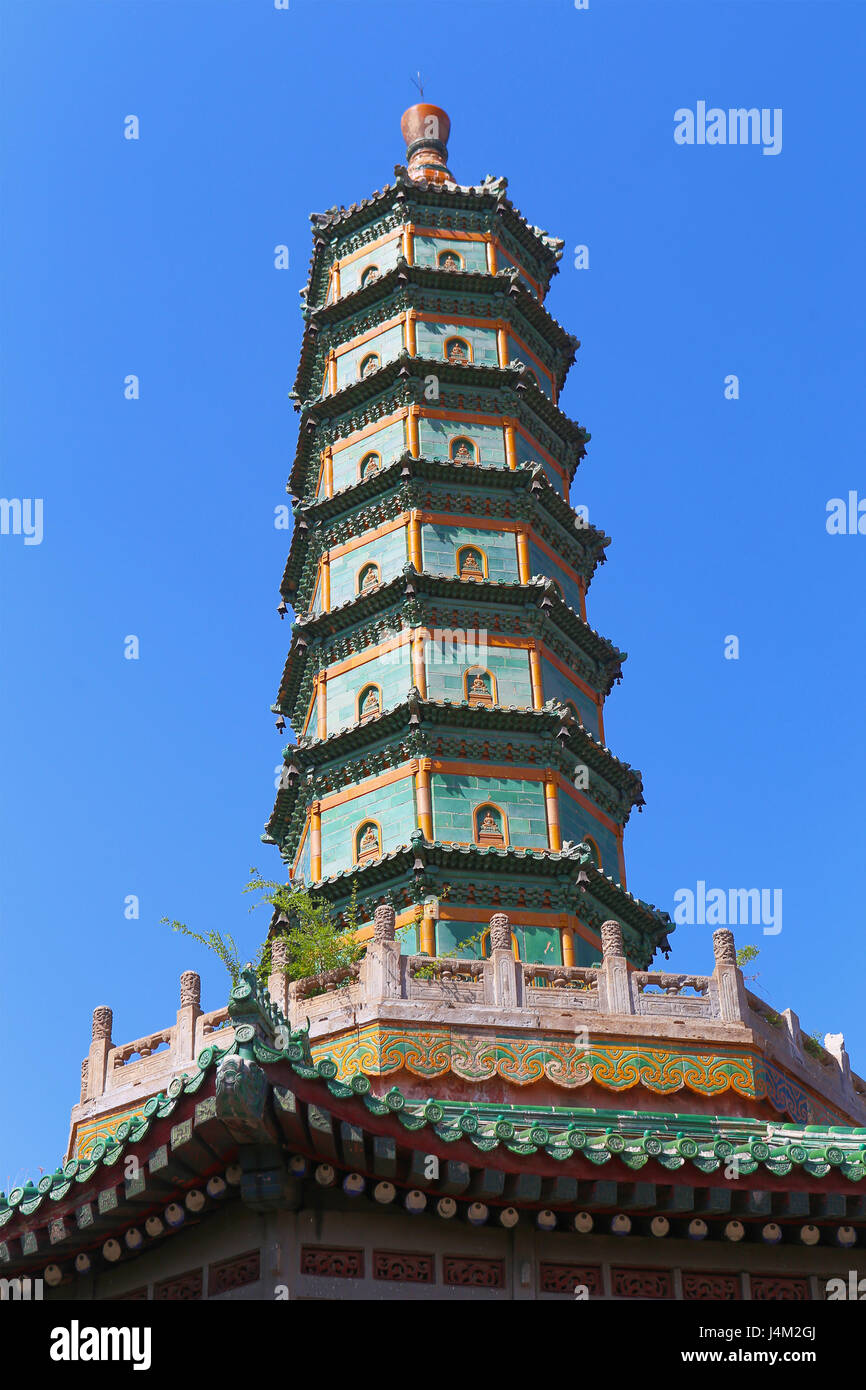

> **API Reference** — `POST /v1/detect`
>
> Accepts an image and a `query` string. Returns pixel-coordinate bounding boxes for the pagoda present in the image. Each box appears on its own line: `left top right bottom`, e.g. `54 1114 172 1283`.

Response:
266 101 666 978
2 107 865 1306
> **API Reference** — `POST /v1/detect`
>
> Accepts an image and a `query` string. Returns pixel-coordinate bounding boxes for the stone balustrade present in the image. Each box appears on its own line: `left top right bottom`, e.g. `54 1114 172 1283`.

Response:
279 912 866 1123
74 973 236 1113
73 918 866 1136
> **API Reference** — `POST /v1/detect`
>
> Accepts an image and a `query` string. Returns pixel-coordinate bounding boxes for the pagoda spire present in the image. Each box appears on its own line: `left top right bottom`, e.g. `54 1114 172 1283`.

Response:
400 102 452 184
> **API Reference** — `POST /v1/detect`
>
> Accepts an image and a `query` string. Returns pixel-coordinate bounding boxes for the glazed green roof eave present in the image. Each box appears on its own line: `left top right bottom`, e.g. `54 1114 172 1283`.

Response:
275 569 625 718
267 834 672 948
303 170 564 309
6 1038 865 1232
280 454 610 601
264 696 645 849
293 263 579 402
288 356 589 498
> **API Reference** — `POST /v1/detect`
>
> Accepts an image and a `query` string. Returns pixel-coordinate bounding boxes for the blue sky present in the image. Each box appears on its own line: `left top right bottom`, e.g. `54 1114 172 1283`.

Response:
1 0 864 1183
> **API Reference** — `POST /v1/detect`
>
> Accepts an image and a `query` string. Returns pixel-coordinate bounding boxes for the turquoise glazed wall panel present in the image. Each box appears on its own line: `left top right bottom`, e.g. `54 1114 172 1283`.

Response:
416 321 498 367
539 657 600 739
320 774 417 877
339 236 403 295
497 246 538 297
424 642 532 707
419 417 506 465
327 418 406 495
430 773 548 848
506 335 553 397
513 429 564 495
335 324 404 390
421 523 519 583
528 540 582 612
326 645 412 733
414 235 487 273
434 920 562 964
329 527 408 607
558 792 621 883
294 827 312 884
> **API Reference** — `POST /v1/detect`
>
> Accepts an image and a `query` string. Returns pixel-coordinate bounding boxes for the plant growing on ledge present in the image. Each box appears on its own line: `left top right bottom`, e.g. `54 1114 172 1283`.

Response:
736 944 761 982
245 871 364 984
160 878 363 990
158 919 256 990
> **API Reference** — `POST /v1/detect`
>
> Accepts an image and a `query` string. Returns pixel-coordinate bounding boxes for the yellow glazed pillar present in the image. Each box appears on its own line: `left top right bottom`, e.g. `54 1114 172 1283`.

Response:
316 673 327 740
327 351 337 396
528 643 544 709
496 321 509 367
516 528 531 583
320 553 330 612
408 513 423 570
415 759 434 841
545 776 562 851
411 629 427 698
406 308 417 356
485 236 498 275
402 225 414 265
310 805 322 882
420 903 437 956
504 419 517 470
407 406 421 458
562 923 575 967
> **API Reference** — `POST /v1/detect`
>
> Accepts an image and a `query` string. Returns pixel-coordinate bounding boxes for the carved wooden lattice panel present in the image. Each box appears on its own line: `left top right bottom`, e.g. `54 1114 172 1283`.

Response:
300 1246 364 1279
538 1262 603 1295
751 1276 811 1301
443 1255 505 1288
610 1267 673 1299
372 1250 435 1283
682 1271 741 1300
153 1269 203 1301
208 1249 262 1296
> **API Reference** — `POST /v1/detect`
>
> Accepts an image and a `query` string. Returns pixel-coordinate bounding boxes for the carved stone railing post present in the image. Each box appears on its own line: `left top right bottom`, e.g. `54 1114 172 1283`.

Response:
488 913 522 1009
711 928 748 1023
86 1006 113 1101
782 1006 804 1058
361 904 402 1002
176 970 202 1064
267 935 291 1018
823 1032 852 1087
599 920 631 1015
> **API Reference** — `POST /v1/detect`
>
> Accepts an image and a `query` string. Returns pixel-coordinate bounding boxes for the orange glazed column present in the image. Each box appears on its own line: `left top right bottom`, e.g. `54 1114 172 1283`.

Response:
316 673 327 740
415 759 434 840
411 628 427 697
516 528 531 583
320 553 331 612
420 902 437 956
544 775 562 851
528 642 544 708
310 805 322 881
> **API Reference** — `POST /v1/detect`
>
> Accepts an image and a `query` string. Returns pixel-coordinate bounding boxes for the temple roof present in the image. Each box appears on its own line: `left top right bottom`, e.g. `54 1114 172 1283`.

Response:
3 1018 864 1282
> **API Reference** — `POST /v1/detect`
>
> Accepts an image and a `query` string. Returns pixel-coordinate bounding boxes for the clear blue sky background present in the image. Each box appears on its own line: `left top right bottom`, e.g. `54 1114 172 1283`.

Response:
1 0 864 1184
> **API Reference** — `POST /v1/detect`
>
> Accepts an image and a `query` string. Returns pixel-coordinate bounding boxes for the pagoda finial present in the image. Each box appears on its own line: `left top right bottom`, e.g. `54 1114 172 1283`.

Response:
401 102 452 185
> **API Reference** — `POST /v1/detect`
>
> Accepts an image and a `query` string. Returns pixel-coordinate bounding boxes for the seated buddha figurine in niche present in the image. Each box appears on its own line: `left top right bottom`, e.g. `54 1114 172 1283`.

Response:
467 672 493 707
358 823 380 863
477 809 505 848
359 687 380 721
